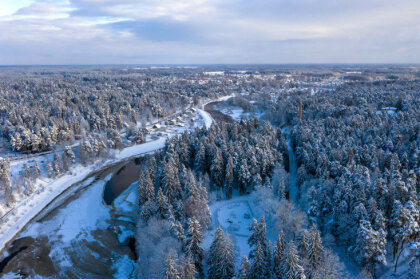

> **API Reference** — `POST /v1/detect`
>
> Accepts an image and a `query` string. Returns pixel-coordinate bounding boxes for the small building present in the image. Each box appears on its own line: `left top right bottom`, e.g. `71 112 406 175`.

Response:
132 136 144 144
170 120 177 125
152 124 161 129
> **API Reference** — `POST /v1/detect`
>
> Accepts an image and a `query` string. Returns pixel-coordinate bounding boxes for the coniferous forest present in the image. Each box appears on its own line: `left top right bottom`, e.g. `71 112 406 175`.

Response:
134 78 419 279
0 66 418 279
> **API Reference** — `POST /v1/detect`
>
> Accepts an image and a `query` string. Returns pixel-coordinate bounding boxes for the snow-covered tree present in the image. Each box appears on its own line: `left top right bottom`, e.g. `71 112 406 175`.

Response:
354 219 386 273
273 231 285 279
164 253 180 279
65 146 76 165
185 217 204 273
250 243 267 279
307 224 323 270
207 226 235 279
225 155 234 199
237 256 250 279
180 256 196 279
281 241 306 279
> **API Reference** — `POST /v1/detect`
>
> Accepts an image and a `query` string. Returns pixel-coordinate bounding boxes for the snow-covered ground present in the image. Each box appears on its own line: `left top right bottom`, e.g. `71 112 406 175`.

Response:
0 100 216 254
203 194 276 269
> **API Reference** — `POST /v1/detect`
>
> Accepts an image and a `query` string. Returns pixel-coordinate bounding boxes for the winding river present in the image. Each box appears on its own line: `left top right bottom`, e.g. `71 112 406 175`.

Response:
0 157 144 278
0 97 239 278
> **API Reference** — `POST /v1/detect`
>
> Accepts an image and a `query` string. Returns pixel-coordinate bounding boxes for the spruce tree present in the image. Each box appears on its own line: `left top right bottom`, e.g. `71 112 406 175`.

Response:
273 231 285 279
164 253 180 279
237 256 250 279
180 256 196 279
156 187 170 219
238 159 251 193
210 147 223 189
307 224 323 270
250 243 266 279
207 227 235 279
185 217 204 273
33 161 41 178
225 156 234 199
281 241 306 279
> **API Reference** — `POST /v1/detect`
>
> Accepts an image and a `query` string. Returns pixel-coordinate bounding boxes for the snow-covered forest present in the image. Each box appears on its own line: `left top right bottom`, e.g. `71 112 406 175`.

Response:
0 66 418 279
134 77 419 279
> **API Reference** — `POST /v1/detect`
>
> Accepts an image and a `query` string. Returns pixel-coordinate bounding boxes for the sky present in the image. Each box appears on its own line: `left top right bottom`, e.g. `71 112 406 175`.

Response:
0 0 419 65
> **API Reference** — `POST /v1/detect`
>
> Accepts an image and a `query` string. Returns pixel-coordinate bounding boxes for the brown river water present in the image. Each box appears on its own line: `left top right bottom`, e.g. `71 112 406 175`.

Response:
0 157 146 278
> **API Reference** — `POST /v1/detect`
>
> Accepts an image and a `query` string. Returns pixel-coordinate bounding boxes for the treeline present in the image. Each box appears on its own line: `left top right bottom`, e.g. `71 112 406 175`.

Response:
0 69 229 153
281 80 419 276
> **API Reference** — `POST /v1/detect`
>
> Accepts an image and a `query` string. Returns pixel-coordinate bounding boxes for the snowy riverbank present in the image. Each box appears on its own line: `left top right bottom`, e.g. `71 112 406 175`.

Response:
0 98 220 254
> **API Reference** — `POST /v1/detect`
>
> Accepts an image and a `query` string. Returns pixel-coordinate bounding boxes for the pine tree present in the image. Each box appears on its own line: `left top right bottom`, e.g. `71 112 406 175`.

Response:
281 241 306 279
53 152 61 176
62 152 69 172
164 253 180 279
250 243 266 279
46 161 54 178
238 159 251 193
174 221 186 245
184 182 211 228
207 227 235 279
307 186 318 224
140 200 154 223
266 240 272 279
298 230 310 257
156 187 170 219
373 210 387 266
195 143 206 173
33 162 41 178
277 176 286 200
180 256 196 279
24 164 31 179
185 217 204 274
225 156 234 199
138 170 155 206
0 158 12 205
389 199 418 257
237 256 250 279
65 145 76 164
210 147 223 189
273 231 285 279
354 219 386 273
162 157 182 207
248 217 268 261
307 224 323 270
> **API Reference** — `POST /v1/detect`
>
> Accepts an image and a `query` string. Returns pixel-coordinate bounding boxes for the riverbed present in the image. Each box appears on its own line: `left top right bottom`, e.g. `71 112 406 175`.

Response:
0 157 143 278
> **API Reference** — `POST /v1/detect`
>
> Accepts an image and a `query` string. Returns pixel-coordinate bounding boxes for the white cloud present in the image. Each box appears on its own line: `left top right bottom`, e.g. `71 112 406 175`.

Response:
0 0 419 64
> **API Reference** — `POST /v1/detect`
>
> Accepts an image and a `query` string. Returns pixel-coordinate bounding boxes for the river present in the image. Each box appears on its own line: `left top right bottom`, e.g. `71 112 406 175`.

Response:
0 157 144 278
0 97 241 278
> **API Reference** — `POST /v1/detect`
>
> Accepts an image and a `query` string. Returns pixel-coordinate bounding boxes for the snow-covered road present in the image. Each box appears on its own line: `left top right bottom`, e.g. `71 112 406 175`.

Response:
197 108 214 129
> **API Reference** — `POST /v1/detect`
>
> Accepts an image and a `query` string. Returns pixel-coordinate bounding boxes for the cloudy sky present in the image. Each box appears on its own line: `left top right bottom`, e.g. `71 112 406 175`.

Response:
0 0 419 65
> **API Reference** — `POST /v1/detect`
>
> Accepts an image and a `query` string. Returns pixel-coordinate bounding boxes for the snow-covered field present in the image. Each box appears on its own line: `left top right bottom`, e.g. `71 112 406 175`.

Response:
203 195 274 269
